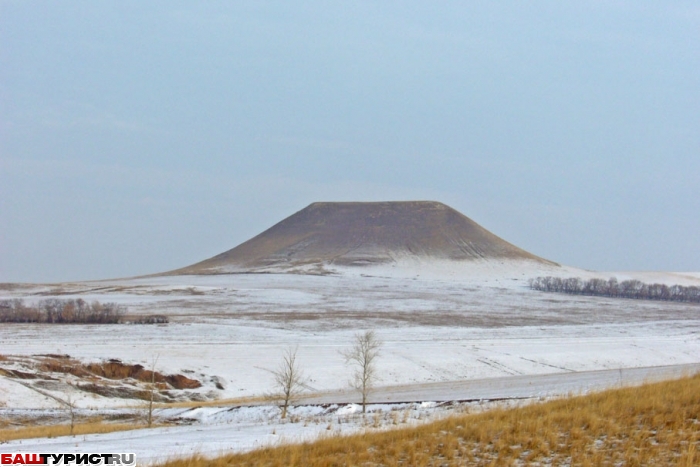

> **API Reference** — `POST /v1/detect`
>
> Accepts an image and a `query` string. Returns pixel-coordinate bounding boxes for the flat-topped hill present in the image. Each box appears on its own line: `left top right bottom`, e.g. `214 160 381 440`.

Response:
170 201 556 275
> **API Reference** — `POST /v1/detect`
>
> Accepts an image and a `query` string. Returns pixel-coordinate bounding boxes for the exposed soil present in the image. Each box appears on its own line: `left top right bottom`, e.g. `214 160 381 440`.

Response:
35 357 201 389
0 355 204 403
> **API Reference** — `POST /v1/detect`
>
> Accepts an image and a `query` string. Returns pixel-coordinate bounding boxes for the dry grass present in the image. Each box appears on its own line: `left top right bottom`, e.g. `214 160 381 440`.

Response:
35 357 201 389
0 422 148 442
153 395 269 409
159 373 700 466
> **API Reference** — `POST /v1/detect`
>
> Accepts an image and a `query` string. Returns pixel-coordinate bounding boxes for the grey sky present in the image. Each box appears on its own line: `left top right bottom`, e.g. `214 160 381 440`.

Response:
1 1 699 282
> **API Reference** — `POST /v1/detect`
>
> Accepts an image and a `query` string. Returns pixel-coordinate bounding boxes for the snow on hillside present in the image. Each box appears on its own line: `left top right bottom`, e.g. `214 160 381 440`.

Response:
1 266 699 463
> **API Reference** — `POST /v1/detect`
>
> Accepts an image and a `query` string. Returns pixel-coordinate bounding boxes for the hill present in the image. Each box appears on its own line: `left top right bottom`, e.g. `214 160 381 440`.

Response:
169 201 557 275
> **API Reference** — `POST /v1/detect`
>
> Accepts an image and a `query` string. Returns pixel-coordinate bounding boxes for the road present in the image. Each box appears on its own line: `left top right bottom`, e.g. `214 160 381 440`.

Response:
298 362 700 404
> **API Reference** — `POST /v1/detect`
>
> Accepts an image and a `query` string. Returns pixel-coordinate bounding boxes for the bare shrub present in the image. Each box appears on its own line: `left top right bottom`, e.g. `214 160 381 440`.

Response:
133 315 169 324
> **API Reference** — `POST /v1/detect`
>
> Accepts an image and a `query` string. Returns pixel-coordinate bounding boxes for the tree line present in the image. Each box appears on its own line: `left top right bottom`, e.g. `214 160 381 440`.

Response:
0 298 126 323
528 276 700 303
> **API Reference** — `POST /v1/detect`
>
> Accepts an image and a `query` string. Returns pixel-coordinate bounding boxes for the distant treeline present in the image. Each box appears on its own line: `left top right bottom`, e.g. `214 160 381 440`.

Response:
0 298 126 324
529 276 700 303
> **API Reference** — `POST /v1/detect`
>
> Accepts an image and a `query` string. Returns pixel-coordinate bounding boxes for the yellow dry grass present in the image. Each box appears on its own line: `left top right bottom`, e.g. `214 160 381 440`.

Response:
0 422 149 442
152 395 269 410
160 373 700 467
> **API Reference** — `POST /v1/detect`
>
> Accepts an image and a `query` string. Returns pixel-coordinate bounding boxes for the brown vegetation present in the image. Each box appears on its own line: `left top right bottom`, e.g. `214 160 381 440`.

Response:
0 298 124 323
159 373 700 466
530 276 700 303
132 314 170 324
0 299 170 324
0 421 156 442
34 357 201 389
1 355 202 405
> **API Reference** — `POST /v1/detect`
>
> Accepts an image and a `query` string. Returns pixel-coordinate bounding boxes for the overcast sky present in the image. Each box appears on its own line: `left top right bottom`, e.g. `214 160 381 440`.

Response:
1 1 699 282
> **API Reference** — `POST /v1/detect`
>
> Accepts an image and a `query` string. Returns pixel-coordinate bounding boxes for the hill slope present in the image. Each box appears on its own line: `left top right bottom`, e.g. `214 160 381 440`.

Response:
171 201 556 275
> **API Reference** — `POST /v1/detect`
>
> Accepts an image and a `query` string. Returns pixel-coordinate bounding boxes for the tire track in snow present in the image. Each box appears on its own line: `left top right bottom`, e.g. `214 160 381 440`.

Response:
476 357 522 376
515 356 574 372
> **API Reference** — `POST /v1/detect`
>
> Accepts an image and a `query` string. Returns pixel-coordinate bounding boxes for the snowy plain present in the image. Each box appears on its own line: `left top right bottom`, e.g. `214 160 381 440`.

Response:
1 259 699 463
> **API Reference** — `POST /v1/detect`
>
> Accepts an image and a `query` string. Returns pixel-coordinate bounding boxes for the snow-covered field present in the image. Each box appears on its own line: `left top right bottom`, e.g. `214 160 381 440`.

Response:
1 261 699 463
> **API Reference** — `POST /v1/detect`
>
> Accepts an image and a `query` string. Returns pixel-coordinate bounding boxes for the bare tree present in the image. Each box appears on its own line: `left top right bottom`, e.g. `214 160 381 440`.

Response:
62 393 76 436
146 354 159 427
269 347 306 419
342 330 381 414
